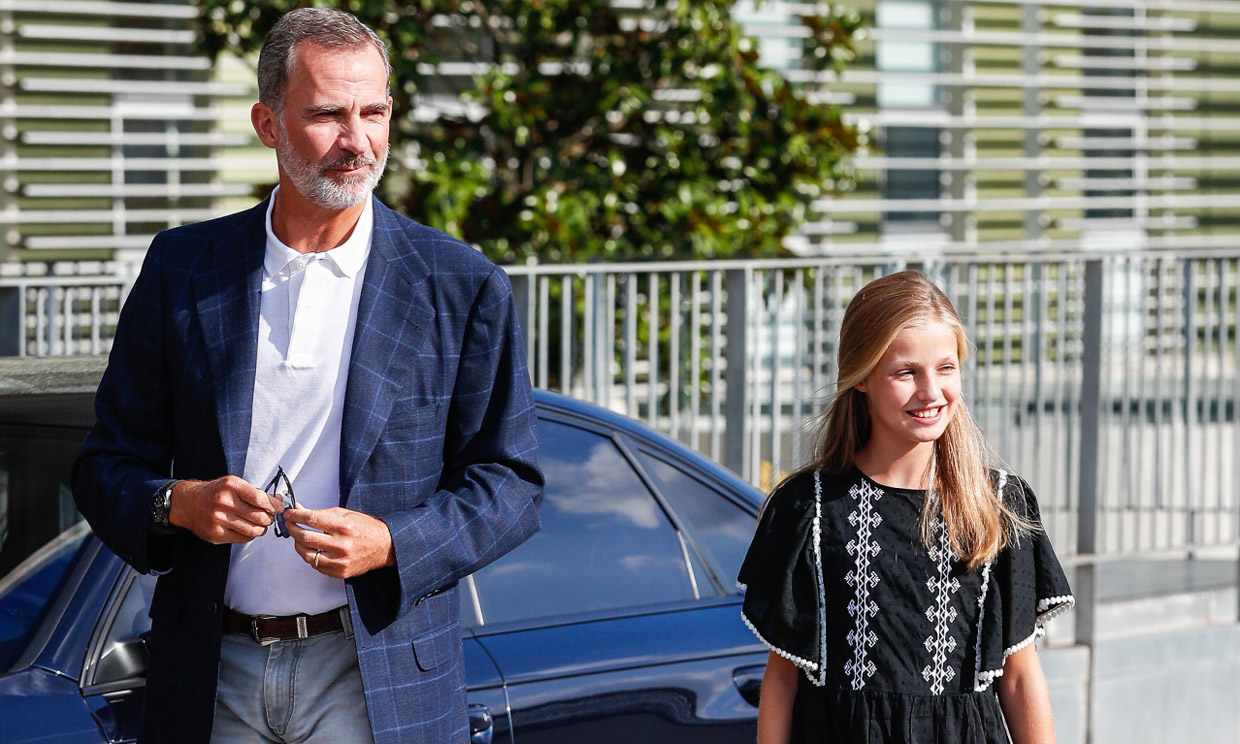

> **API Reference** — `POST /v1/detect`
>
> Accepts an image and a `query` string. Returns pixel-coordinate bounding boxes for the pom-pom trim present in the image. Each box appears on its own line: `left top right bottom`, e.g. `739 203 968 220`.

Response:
740 609 819 673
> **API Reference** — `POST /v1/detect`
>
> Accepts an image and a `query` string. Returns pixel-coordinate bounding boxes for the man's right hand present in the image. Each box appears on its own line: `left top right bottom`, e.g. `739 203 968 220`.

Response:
168 476 276 544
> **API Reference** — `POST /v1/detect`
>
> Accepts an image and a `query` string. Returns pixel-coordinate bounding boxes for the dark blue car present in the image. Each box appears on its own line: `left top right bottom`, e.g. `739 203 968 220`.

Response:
0 360 765 743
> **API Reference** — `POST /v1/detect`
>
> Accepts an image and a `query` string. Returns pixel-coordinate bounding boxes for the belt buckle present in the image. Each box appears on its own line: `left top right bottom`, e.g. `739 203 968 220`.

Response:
249 615 280 646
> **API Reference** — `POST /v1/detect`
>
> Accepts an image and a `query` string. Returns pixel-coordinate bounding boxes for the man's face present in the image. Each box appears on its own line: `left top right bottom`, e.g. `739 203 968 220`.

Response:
269 42 392 210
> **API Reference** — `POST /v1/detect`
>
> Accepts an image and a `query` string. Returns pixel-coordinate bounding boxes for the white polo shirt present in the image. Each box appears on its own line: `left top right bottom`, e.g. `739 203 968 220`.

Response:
224 187 373 616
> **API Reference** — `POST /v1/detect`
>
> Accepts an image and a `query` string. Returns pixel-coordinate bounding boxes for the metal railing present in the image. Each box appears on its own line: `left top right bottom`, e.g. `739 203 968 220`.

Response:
505 249 1240 567
0 274 127 356
2 249 1236 565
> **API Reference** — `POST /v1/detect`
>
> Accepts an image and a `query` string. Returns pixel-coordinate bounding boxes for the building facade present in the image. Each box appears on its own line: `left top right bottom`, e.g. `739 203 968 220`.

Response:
743 0 1240 257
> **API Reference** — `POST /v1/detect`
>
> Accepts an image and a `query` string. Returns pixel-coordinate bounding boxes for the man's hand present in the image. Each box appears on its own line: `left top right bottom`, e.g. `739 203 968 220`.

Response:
283 507 396 579
168 476 276 544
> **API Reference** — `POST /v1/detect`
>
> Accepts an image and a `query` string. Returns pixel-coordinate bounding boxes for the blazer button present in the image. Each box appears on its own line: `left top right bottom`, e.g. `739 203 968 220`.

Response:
207 601 219 614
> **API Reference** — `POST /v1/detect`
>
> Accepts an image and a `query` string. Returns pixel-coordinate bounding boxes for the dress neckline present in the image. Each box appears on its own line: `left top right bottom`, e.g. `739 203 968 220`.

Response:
849 463 927 496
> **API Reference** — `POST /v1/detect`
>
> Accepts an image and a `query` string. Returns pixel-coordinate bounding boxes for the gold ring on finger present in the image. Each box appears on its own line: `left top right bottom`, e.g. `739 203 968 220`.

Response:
313 549 322 568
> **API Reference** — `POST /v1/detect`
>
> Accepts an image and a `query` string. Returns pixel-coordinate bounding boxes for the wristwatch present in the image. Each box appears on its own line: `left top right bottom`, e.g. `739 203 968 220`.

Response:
150 480 181 531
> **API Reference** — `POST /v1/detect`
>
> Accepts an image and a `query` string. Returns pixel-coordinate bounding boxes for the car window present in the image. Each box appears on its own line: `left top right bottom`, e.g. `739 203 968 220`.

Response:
103 572 155 651
468 419 696 626
88 570 156 687
635 450 755 592
0 434 86 579
0 522 90 671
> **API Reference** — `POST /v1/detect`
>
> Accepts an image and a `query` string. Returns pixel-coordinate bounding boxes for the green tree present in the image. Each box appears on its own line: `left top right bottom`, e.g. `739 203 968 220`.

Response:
195 0 861 263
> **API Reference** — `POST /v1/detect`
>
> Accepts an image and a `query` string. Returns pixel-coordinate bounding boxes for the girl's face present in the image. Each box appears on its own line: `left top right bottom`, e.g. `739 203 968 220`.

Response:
855 320 962 455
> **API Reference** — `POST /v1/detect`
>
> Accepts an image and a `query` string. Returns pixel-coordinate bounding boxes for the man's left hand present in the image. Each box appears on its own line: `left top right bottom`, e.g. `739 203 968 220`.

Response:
283 507 396 579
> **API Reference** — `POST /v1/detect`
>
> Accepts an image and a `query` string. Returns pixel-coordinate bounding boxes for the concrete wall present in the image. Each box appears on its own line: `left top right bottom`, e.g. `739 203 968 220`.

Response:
1043 622 1240 743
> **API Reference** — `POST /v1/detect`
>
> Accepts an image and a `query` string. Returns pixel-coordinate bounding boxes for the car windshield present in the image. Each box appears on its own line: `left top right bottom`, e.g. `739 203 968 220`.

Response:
0 521 90 671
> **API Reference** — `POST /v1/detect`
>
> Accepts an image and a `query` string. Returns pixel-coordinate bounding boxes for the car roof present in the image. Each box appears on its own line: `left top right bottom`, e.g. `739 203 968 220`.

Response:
0 357 104 428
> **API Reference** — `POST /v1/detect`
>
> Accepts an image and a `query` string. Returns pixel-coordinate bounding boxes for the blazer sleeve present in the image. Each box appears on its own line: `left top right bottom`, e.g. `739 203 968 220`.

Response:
376 264 543 618
71 233 181 575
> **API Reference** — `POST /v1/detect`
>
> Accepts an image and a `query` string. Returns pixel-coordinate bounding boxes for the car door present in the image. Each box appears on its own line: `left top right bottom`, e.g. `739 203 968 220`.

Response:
465 413 765 743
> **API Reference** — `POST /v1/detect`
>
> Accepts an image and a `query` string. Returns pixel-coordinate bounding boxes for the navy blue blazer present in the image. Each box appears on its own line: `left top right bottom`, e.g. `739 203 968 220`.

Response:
72 197 543 744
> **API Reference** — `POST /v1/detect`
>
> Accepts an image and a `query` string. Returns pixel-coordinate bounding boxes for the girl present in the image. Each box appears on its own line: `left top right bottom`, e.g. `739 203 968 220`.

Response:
738 270 1073 744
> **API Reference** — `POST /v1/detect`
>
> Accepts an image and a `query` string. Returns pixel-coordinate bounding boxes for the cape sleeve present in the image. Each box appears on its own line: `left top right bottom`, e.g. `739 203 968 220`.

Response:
737 471 825 684
973 470 1075 690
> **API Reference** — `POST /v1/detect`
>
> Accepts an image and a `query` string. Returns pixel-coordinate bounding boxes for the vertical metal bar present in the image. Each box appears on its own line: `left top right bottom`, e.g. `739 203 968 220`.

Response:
1224 260 1237 549
583 274 595 403
966 263 981 407
625 274 638 418
1155 259 1165 548
724 268 751 480
691 272 703 451
560 275 572 396
1183 260 1197 549
1075 259 1103 673
607 274 617 405
1216 259 1228 545
792 269 806 468
35 287 46 357
669 273 682 442
1018 262 1033 487
20 285 29 357
769 272 784 485
710 270 724 463
751 271 764 486
1135 259 1150 551
1233 260 1240 619
1057 265 1072 529
813 267 826 422
1205 260 1219 544
648 273 659 430
1197 259 1212 546
90 286 102 355
1001 262 1015 457
1031 263 1046 523
983 263 998 439
537 276 549 390
59 286 70 354
1118 258 1133 554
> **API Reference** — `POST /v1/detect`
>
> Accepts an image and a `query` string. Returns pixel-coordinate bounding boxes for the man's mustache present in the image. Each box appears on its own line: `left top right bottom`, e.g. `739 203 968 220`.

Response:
320 154 378 171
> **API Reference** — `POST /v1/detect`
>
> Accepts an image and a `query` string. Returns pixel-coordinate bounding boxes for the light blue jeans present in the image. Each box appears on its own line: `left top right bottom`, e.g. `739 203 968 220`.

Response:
211 616 375 744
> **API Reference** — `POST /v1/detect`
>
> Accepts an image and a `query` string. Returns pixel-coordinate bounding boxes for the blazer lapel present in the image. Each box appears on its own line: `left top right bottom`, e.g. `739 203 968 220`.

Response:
340 199 434 502
193 200 266 478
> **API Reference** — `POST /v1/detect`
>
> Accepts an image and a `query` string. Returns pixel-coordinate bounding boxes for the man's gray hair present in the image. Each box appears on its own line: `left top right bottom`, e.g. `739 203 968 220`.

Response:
257 7 392 114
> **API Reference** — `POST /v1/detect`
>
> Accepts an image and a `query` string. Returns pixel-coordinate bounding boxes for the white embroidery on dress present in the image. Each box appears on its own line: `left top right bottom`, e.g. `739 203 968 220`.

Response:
922 516 960 695
844 479 882 690
973 470 1004 691
971 561 993 691
810 471 828 687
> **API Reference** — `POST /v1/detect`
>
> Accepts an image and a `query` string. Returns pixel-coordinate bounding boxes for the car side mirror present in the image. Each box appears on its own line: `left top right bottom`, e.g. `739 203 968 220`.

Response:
94 637 148 686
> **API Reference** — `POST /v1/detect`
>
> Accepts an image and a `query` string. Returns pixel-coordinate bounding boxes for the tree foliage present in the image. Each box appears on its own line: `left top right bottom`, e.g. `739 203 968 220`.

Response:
194 0 861 263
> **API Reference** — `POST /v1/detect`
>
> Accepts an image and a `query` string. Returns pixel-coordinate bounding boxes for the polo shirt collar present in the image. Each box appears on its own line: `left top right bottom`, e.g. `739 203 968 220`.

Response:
263 185 373 279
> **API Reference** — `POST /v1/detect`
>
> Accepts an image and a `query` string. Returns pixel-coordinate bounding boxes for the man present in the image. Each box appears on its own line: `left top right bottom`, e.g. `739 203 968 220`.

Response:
72 8 542 744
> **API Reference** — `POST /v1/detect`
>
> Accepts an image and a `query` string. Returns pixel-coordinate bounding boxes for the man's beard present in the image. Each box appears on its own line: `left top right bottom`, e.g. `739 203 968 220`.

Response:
277 131 389 210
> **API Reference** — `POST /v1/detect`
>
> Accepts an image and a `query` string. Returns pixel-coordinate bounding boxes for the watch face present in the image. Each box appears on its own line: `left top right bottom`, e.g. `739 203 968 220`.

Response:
152 489 170 526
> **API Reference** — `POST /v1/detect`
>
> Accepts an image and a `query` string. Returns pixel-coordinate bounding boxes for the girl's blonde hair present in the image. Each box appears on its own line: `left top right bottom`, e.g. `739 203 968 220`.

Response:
797 269 1025 568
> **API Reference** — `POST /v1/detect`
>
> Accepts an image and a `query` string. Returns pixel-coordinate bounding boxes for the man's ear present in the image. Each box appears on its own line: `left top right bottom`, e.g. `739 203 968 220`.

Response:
252 103 280 149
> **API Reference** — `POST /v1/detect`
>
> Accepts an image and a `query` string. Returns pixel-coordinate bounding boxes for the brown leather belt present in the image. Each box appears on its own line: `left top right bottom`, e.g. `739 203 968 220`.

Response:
223 607 346 646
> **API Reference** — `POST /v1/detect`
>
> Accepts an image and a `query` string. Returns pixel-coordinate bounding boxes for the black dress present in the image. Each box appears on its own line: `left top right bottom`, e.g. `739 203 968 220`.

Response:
738 467 1073 744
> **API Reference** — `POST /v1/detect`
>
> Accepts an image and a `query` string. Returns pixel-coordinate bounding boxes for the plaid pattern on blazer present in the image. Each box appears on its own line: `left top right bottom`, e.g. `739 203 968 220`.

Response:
72 197 544 744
